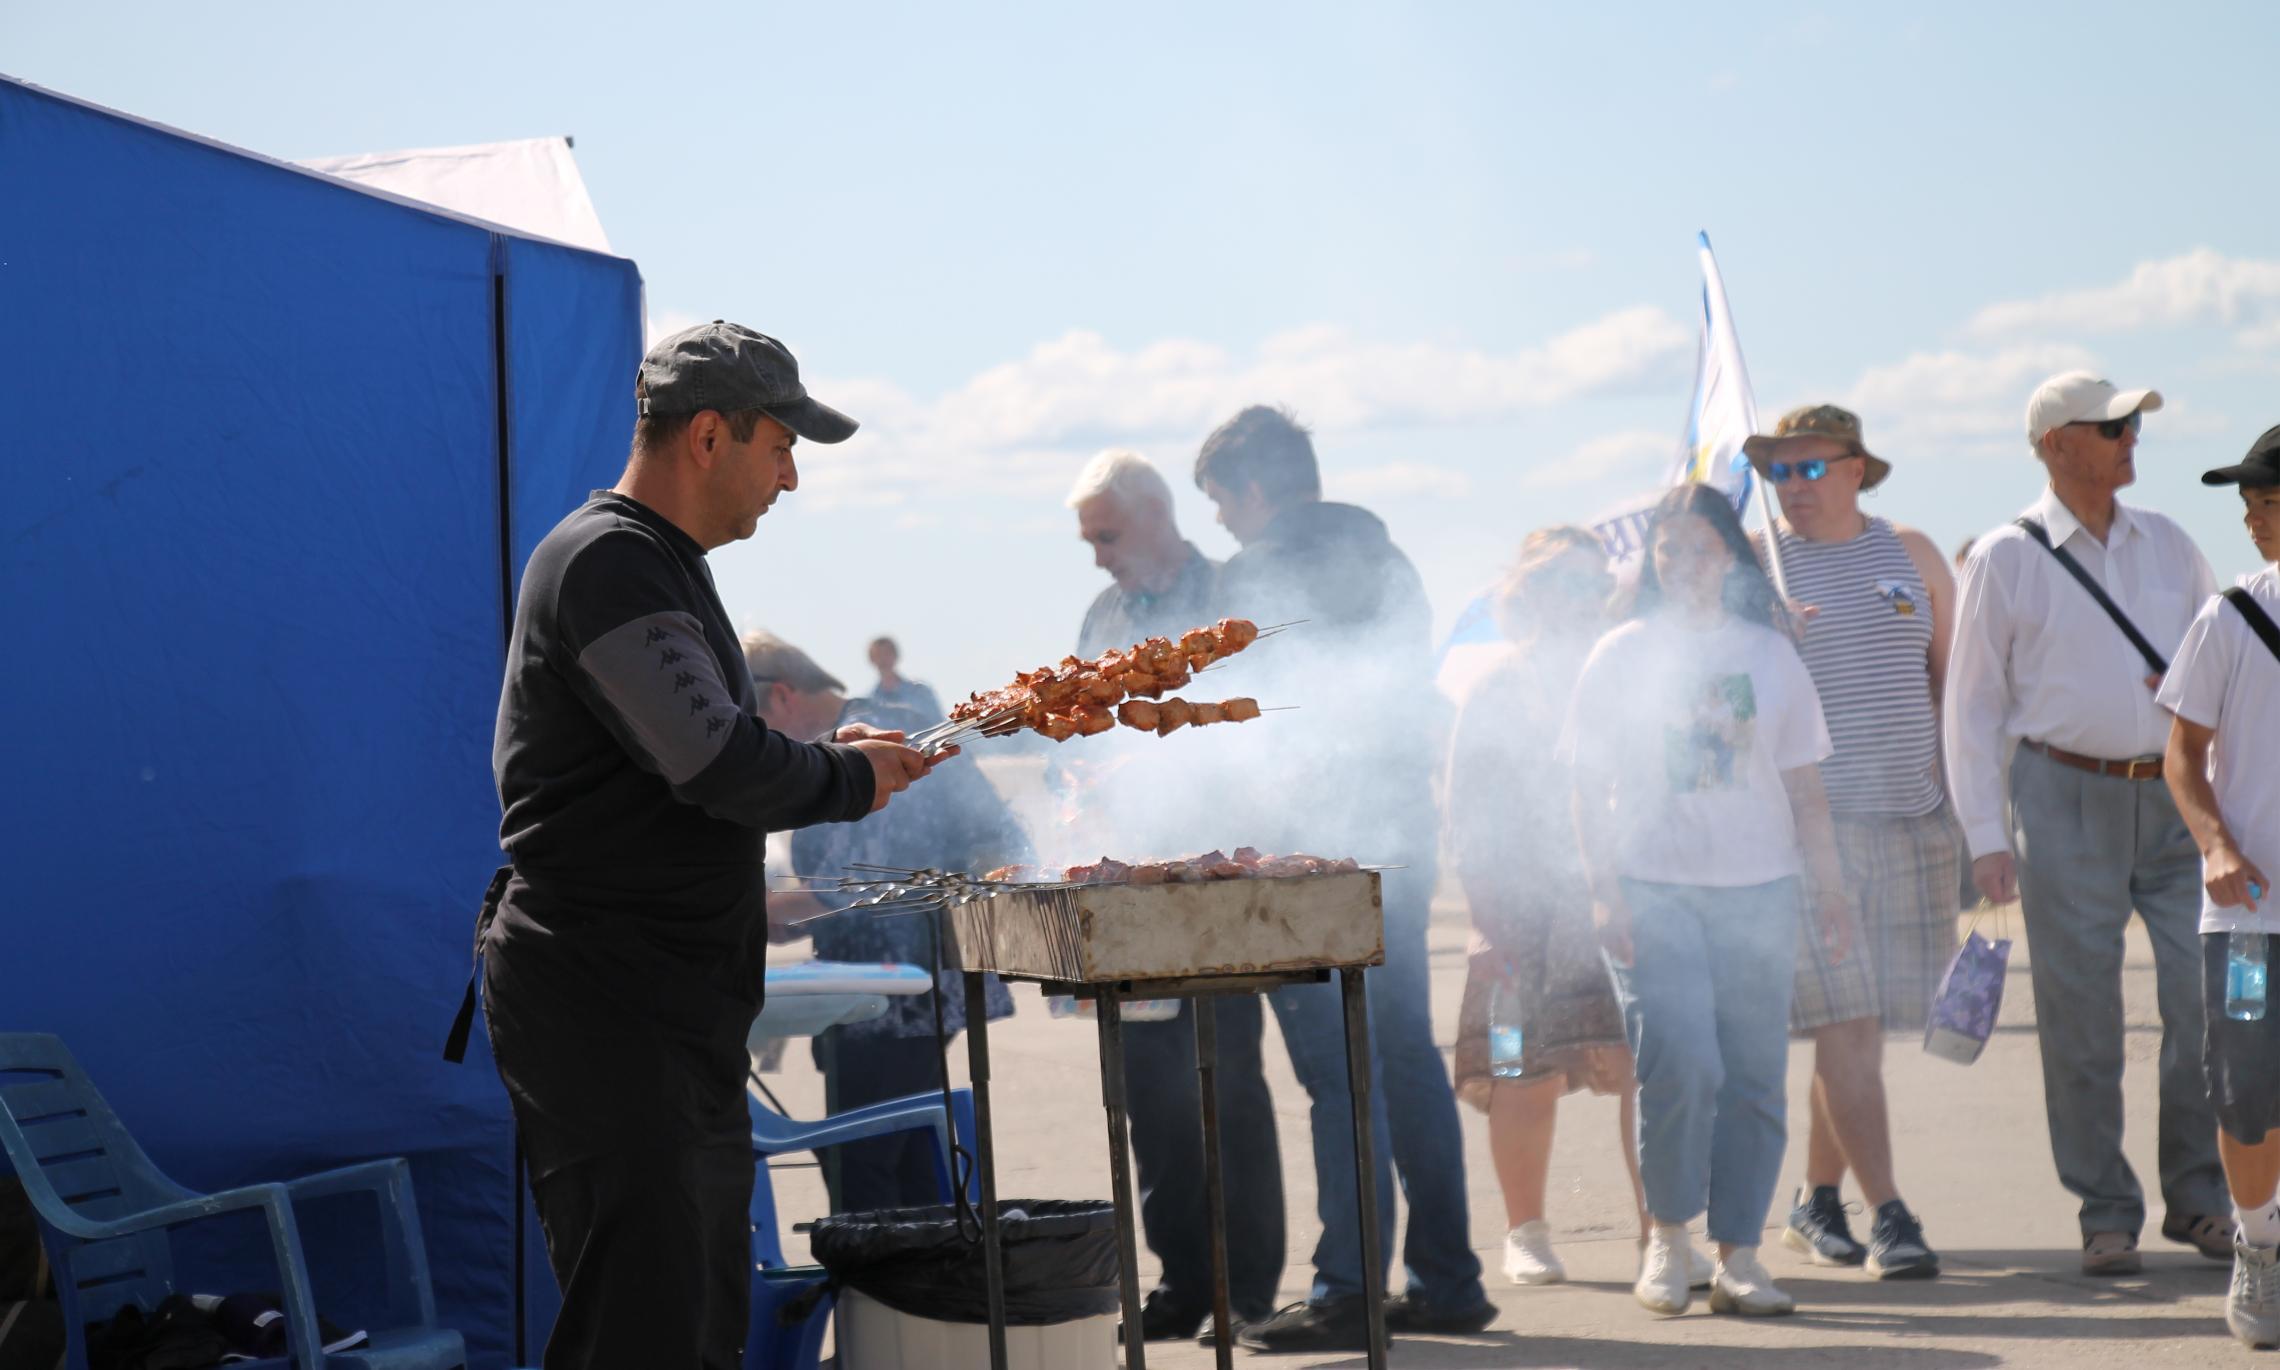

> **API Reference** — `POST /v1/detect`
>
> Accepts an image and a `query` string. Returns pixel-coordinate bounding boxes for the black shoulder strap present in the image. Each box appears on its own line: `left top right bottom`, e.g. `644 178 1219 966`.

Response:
2225 587 2280 666
2014 517 2170 675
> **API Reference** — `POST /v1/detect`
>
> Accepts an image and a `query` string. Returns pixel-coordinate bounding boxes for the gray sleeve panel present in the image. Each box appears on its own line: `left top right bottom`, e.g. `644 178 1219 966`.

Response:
576 609 742 785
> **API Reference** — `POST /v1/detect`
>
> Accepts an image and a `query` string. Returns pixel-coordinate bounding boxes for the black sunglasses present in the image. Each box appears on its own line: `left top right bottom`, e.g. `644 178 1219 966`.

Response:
2068 411 2141 441
1765 453 1861 484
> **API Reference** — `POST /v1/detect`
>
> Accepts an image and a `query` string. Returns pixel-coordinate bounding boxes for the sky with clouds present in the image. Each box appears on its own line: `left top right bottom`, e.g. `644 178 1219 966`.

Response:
13 1 2280 696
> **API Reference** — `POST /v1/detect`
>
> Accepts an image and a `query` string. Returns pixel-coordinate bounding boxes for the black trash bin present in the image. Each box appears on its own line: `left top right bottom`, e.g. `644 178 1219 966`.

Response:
809 1200 1119 1327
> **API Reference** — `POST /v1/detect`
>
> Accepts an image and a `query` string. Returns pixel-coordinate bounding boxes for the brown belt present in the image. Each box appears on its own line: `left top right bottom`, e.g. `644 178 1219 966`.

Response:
2021 738 2164 781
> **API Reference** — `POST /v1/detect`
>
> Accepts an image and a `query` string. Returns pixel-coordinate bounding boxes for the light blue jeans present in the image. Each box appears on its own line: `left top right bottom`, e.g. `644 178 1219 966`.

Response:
1607 877 1800 1248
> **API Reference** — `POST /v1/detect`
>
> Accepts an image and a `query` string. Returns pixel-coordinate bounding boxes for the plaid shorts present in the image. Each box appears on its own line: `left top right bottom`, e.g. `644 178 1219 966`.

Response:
1791 805 1967 1034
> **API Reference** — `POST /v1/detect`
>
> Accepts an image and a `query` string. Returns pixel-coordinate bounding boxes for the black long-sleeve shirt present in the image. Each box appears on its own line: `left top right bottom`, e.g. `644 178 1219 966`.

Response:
484 491 874 1175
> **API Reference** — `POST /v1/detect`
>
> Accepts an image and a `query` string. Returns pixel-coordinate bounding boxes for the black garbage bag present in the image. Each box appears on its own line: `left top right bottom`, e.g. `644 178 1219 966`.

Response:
810 1200 1118 1326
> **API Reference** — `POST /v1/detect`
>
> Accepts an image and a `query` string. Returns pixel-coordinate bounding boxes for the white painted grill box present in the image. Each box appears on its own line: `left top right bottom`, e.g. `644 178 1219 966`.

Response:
943 870 1385 984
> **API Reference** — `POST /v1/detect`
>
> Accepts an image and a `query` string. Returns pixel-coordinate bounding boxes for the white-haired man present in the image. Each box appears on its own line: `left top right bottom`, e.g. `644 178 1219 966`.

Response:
1947 372 2227 1276
1071 448 1218 649
1063 450 1287 1345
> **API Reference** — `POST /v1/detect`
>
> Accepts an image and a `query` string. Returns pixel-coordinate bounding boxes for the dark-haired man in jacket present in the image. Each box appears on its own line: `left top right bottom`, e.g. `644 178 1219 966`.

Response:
1196 405 1493 1351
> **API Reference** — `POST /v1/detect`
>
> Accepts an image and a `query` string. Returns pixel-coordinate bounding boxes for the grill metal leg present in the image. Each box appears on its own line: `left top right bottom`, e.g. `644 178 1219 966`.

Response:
1340 966 1389 1370
965 972 1009 1370
1195 995 1235 1368
1097 988 1148 1370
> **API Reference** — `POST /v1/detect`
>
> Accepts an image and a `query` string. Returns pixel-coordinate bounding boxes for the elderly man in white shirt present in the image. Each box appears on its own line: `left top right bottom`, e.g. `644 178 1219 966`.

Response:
1946 371 2227 1277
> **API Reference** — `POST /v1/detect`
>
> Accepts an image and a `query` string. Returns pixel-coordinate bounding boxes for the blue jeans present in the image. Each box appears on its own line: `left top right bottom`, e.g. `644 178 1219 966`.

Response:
1269 864 1485 1306
1608 877 1799 1248
1121 993 1286 1318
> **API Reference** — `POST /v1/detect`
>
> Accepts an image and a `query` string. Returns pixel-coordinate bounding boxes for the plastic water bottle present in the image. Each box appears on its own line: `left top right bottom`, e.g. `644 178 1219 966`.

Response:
2228 931 2268 1022
1488 982 1526 1078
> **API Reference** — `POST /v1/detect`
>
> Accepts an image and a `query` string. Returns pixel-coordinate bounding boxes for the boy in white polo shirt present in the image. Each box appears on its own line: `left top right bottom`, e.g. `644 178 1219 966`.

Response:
2159 423 2280 1349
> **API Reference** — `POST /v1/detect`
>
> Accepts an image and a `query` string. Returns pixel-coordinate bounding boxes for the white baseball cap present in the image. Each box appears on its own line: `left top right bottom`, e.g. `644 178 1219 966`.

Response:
2025 371 2164 450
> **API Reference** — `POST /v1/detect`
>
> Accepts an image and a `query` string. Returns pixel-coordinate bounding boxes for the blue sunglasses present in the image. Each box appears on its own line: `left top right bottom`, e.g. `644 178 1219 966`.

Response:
1765 453 1861 484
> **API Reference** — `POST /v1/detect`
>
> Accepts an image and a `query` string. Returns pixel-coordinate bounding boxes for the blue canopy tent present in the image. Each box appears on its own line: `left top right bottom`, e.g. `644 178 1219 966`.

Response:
0 75 643 1366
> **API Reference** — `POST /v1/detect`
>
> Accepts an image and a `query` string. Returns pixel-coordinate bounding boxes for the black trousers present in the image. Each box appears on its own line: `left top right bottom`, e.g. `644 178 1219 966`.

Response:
528 1141 754 1370
813 1028 954 1214
1122 994 1286 1318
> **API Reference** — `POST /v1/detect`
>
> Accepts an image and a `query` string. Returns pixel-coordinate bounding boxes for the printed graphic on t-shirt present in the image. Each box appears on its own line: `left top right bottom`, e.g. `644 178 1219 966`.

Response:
1874 579 1918 616
1665 673 1757 792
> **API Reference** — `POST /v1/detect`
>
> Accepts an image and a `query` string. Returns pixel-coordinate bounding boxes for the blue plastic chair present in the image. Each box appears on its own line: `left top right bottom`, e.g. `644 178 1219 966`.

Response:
0 1033 464 1370
746 1082 977 1269
744 1264 833 1370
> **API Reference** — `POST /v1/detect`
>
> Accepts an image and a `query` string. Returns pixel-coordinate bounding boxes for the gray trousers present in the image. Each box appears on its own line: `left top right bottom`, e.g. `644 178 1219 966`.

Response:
2009 744 2227 1238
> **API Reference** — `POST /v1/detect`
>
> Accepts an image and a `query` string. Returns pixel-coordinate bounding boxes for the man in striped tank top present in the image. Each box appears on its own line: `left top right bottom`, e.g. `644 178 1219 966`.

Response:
1743 404 1960 1281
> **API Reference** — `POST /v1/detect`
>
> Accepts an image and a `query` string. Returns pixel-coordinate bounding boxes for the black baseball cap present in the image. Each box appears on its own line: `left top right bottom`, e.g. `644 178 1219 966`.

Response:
2201 423 2280 489
636 321 858 444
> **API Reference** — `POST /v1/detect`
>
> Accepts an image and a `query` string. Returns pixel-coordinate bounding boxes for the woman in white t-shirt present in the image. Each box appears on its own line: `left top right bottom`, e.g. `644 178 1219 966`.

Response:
1564 482 1855 1319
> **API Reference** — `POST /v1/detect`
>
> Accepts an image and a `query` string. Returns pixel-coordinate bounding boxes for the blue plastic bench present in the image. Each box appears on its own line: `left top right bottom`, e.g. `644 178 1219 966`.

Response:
0 1033 465 1370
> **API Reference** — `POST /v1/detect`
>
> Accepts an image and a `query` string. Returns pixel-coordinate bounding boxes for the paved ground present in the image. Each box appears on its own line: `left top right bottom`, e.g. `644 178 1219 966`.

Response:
763 892 2242 1368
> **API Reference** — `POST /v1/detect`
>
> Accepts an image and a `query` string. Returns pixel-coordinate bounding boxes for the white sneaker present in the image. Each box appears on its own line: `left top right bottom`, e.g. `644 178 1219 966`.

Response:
1709 1245 1796 1316
2229 1240 2280 1349
1503 1220 1566 1285
1636 1235 1717 1289
1634 1222 1692 1314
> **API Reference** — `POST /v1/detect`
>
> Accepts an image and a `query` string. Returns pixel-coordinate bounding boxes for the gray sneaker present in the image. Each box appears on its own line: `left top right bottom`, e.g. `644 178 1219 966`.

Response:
2229 1240 2280 1349
1783 1185 1866 1266
1865 1200 1940 1280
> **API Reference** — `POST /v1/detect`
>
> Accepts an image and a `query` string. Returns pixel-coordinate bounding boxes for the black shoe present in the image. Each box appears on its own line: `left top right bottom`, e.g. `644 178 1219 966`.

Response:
1865 1200 1941 1280
1782 1185 1866 1266
1383 1289 1499 1334
1194 1307 1263 1347
1118 1290 1204 1343
1236 1297 1370 1354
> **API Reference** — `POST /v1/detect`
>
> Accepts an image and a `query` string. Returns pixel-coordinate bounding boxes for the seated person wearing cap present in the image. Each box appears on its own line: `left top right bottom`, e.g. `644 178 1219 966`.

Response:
1945 371 2227 1276
2159 426 2280 1347
480 323 938 1370
748 630 1028 1215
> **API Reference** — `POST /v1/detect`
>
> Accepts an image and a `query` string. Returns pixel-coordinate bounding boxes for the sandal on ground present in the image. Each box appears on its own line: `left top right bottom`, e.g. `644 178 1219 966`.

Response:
2163 1212 2237 1262
2082 1231 2142 1276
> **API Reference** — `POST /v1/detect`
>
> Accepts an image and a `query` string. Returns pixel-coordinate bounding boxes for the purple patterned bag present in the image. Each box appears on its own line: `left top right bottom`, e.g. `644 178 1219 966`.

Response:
1923 929 2012 1064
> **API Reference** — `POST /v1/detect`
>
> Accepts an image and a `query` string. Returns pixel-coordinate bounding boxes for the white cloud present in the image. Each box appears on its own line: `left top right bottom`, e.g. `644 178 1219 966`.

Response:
1965 248 2280 339
1843 342 2099 449
1328 462 1473 501
794 308 1691 508
2237 318 2280 350
1518 429 1671 490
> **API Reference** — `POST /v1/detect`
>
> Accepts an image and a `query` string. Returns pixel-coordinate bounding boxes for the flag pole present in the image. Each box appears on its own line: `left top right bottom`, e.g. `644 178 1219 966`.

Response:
1694 231 1790 601
1755 470 1791 602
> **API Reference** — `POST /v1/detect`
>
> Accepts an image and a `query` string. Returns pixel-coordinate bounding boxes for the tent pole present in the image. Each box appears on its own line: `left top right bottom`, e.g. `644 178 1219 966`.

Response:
490 248 528 1368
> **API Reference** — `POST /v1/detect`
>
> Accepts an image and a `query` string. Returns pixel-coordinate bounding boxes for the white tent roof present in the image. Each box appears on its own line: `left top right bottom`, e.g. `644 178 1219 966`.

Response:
300 136 612 254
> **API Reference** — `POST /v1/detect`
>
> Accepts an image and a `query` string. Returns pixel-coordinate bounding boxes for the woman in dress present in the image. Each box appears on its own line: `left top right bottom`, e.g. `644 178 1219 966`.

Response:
1447 526 1698 1288
1564 483 1854 1318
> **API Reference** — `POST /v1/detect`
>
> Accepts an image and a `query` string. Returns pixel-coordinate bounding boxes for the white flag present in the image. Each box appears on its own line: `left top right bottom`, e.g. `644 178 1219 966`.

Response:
1588 231 1763 573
